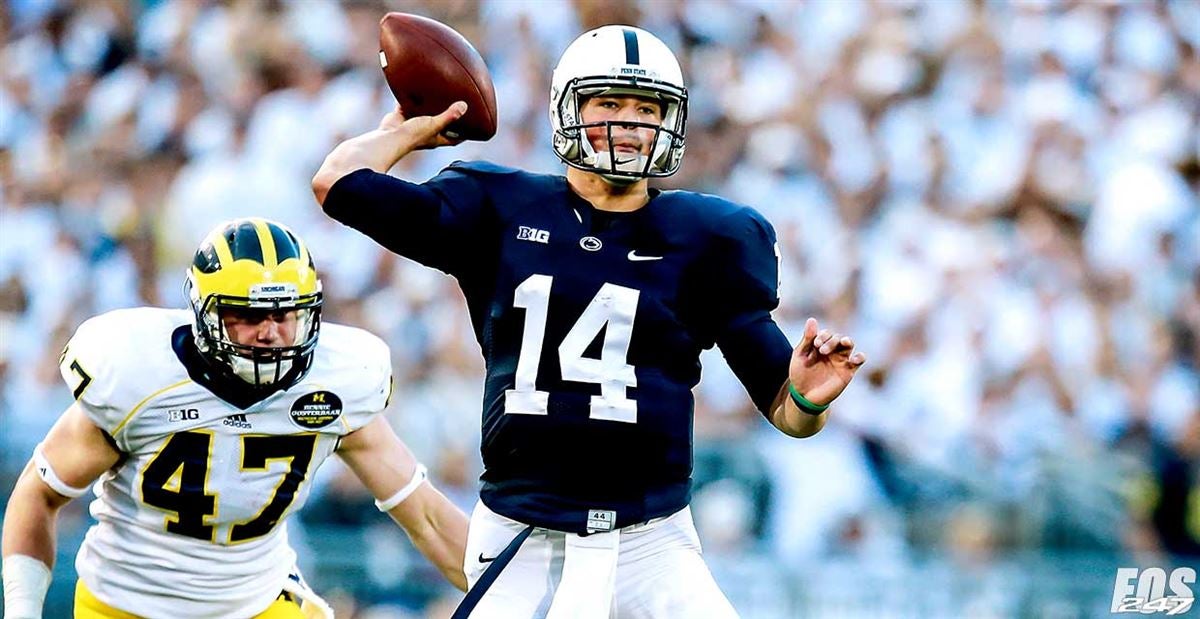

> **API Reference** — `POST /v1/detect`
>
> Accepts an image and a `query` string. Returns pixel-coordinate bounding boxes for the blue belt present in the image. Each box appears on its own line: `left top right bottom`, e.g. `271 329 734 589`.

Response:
451 525 535 618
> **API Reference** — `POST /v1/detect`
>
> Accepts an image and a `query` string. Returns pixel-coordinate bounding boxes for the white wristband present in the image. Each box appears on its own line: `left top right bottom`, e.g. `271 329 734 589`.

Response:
3 554 52 619
33 443 89 499
374 463 428 512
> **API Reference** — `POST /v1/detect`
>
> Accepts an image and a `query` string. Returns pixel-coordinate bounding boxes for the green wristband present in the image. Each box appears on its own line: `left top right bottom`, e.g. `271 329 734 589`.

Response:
788 382 830 415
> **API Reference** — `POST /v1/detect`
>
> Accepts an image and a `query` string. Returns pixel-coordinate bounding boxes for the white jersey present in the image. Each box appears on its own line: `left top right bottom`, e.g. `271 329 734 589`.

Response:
58 307 392 619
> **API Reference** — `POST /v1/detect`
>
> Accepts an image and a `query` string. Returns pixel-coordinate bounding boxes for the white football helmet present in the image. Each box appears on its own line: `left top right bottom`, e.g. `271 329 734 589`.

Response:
550 25 688 182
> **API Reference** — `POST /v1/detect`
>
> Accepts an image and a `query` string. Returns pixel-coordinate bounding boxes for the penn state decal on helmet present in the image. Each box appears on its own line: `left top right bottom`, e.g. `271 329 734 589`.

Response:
550 25 688 182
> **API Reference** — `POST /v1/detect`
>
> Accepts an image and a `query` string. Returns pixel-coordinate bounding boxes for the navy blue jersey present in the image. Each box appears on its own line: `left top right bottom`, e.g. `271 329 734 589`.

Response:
324 161 793 533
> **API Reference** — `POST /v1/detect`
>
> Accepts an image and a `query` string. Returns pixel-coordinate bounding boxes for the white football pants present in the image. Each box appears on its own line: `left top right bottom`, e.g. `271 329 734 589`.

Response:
462 500 740 619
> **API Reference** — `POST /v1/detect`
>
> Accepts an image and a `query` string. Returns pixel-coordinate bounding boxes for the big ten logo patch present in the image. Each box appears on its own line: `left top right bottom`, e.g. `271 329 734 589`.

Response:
168 408 199 422
289 391 343 430
517 226 550 244
1112 567 1196 615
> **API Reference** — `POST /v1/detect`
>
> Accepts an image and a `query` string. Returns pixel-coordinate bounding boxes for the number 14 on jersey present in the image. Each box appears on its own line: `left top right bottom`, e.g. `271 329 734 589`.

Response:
506 274 640 423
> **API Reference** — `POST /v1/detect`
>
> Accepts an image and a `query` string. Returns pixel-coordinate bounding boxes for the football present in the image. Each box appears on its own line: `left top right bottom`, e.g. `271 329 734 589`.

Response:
379 12 498 141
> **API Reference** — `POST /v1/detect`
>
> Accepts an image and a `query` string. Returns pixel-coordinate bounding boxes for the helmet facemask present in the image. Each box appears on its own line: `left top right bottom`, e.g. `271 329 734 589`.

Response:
549 26 689 183
188 276 322 388
552 76 688 183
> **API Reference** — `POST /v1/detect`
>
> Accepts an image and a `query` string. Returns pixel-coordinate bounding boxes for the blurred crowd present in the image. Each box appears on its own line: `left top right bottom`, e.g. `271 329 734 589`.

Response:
2 0 1198 616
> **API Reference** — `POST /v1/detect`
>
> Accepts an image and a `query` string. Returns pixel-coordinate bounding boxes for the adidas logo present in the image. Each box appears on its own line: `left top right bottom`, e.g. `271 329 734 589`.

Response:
223 414 252 429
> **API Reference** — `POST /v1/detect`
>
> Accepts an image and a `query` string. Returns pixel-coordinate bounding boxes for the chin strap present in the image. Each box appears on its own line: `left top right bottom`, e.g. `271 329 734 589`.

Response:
599 173 641 187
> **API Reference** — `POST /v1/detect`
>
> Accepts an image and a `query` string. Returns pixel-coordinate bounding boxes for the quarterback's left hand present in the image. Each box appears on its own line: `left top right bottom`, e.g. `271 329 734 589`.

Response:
789 317 867 407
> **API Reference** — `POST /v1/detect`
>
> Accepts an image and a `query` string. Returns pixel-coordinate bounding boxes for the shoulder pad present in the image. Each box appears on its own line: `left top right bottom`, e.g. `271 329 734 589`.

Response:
658 190 764 236
445 160 564 186
445 160 524 176
307 323 393 434
59 308 191 435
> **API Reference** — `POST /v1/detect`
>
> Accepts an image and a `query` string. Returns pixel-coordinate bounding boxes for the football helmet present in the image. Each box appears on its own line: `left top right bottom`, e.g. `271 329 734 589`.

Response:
185 218 322 388
550 25 688 182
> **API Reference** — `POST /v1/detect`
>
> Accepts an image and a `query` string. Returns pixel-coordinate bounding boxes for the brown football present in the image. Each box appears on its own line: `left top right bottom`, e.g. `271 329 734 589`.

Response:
379 12 497 141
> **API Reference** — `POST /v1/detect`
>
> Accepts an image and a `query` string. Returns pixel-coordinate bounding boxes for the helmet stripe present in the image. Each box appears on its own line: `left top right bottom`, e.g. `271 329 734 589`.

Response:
622 29 639 65
251 219 277 267
288 229 315 270
226 221 264 264
267 222 300 264
211 227 235 268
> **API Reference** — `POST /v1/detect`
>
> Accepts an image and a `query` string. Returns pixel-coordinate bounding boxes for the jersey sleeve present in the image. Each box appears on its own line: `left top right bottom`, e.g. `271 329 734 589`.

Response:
59 315 128 436
707 208 782 331
707 209 793 414
321 163 493 278
336 331 394 435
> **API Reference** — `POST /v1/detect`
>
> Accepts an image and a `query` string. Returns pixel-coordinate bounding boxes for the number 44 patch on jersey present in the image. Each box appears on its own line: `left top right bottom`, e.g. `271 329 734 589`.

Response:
587 509 616 533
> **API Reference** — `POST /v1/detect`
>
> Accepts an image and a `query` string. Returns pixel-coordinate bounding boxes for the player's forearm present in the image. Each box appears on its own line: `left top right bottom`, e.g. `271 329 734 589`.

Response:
337 419 467 589
2 468 71 619
312 128 417 205
2 467 70 566
767 383 827 438
387 484 470 591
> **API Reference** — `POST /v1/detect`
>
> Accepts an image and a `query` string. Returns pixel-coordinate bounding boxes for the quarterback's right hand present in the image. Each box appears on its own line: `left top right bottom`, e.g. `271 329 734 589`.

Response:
312 101 468 205
380 102 467 151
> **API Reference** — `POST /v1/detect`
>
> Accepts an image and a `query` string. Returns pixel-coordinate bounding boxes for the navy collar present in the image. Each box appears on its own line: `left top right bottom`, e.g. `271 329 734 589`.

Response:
171 325 302 410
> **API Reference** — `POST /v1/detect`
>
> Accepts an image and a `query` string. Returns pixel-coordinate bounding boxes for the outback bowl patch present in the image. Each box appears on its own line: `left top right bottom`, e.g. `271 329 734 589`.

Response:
289 391 343 429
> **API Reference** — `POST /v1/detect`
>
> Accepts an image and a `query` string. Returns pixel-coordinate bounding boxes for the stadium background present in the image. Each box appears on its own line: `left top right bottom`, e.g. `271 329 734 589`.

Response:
1 0 1198 617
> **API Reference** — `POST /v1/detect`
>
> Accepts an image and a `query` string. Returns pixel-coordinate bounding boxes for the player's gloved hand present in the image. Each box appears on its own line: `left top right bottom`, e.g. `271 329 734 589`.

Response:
378 102 467 151
788 317 866 407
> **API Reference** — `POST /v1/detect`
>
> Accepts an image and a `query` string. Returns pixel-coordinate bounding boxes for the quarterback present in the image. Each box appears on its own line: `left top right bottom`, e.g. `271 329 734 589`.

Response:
2 218 468 618
313 25 866 619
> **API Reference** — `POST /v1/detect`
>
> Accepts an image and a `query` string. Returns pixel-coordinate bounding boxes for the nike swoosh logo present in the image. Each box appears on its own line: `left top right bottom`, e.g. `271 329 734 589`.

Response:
478 553 497 564
627 251 663 262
